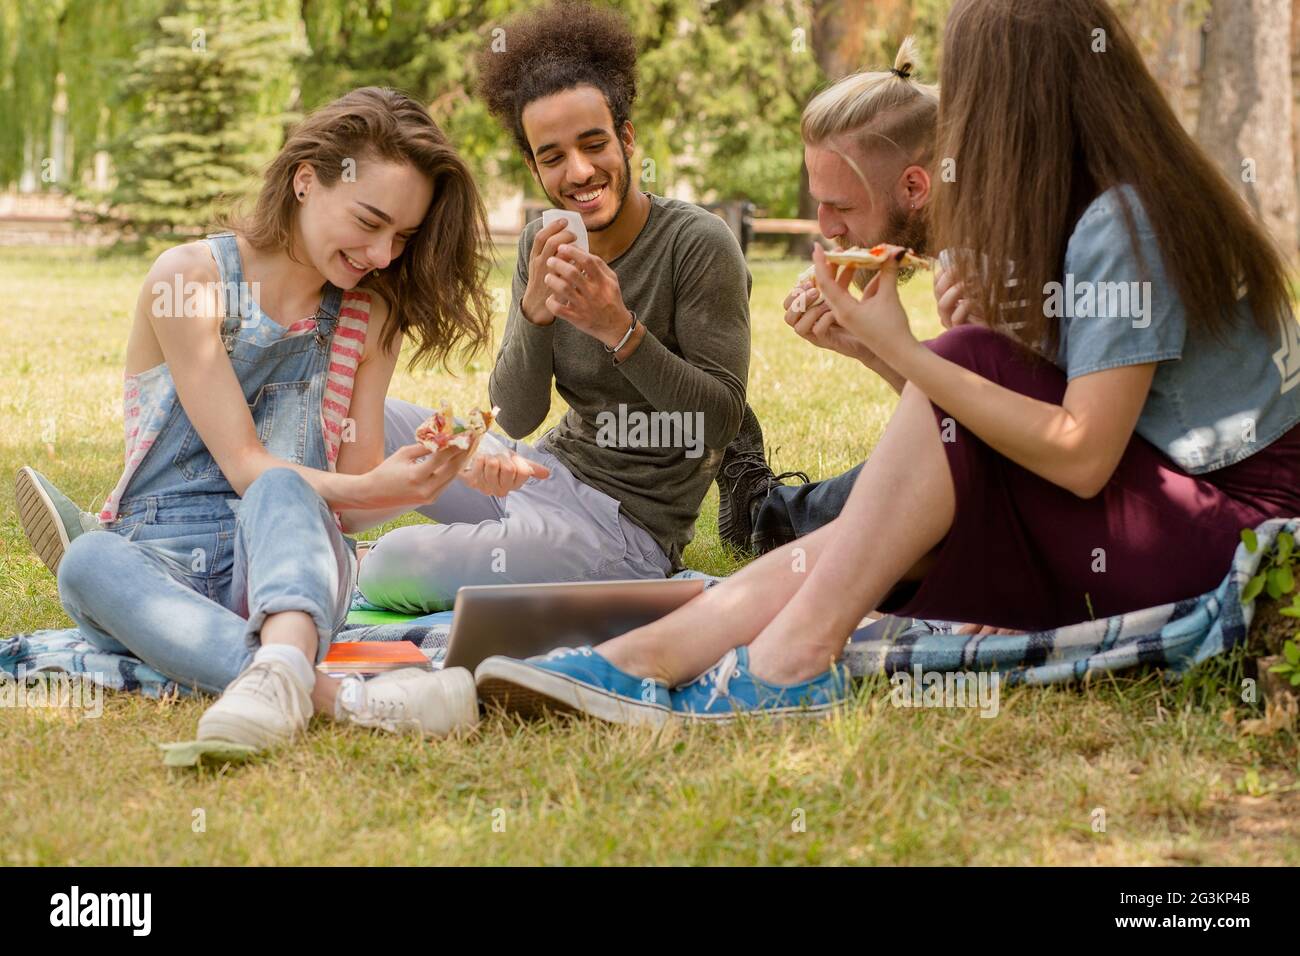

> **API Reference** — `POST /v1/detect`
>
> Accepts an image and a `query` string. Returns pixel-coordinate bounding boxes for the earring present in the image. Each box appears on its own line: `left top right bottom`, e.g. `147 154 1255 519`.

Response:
298 191 305 199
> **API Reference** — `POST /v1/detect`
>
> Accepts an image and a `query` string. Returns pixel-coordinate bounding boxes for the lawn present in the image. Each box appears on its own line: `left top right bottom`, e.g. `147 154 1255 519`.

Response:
1 244 1296 865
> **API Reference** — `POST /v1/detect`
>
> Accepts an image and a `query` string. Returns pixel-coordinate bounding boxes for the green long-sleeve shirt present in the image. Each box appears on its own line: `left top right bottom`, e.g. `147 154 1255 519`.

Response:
488 193 752 570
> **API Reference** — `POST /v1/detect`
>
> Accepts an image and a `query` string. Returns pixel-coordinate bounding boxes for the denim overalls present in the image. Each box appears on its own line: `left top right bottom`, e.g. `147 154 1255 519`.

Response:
57 233 356 694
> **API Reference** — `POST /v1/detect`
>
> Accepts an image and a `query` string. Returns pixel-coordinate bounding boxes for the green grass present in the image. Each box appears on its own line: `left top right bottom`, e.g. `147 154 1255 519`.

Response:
2 245 1297 865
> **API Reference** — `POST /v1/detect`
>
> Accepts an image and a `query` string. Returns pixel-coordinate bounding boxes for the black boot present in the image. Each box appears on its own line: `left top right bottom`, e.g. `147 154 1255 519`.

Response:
715 405 809 553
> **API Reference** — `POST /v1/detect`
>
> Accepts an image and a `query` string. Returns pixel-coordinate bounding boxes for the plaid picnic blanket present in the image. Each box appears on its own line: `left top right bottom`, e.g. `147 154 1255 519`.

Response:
843 517 1297 684
3 520 1293 697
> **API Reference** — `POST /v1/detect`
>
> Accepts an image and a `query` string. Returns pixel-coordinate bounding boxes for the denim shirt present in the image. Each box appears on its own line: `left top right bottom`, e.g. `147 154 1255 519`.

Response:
1053 186 1300 473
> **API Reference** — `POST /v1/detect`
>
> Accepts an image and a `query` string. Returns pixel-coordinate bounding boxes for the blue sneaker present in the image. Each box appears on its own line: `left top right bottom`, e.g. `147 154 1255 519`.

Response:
475 646 671 727
671 646 850 721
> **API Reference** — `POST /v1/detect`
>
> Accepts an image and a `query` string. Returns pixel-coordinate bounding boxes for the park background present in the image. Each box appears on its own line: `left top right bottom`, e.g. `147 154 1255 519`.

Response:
1 0 1298 865
2 0 1299 256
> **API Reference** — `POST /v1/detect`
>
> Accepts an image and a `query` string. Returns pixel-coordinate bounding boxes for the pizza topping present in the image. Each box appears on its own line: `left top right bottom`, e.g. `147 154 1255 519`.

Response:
795 244 929 292
416 403 499 452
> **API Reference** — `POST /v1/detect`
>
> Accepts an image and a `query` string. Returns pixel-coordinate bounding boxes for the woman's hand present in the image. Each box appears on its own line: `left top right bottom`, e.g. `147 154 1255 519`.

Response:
783 265 876 365
812 244 918 367
362 440 476 510
934 261 985 330
458 450 551 497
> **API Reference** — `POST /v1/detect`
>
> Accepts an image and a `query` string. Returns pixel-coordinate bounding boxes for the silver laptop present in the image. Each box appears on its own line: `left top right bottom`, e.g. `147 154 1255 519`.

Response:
443 578 706 673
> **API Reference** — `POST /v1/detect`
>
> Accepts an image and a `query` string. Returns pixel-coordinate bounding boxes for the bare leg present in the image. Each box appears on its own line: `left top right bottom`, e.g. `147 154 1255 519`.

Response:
601 383 955 686
599 523 840 685
312 674 340 715
746 384 953 683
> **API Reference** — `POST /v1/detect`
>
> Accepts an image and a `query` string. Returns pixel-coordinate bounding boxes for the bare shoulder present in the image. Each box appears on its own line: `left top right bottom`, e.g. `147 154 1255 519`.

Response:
136 241 225 323
142 240 220 291
127 241 224 372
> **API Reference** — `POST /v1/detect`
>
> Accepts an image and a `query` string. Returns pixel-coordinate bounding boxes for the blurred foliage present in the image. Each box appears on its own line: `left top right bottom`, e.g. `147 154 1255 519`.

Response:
0 0 1219 221
95 0 305 250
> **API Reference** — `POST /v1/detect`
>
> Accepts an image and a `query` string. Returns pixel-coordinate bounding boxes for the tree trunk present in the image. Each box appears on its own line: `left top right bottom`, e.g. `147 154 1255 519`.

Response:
1197 0 1299 262
1293 0 1300 250
1113 0 1198 124
791 155 815 257
811 0 896 80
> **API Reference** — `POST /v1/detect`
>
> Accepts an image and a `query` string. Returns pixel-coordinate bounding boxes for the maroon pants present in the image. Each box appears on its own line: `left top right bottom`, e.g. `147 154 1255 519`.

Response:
879 325 1300 631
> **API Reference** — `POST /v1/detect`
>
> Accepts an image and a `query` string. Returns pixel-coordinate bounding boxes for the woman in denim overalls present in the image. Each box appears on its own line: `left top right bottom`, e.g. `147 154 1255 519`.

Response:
44 88 540 752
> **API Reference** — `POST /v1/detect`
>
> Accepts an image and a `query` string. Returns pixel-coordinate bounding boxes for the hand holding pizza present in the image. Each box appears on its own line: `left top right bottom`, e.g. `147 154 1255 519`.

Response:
365 441 475 509
811 243 917 366
415 403 551 498
782 266 879 367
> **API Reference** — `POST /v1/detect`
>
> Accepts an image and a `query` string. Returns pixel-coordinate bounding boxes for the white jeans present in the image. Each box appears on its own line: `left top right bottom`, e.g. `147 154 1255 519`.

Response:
357 398 673 614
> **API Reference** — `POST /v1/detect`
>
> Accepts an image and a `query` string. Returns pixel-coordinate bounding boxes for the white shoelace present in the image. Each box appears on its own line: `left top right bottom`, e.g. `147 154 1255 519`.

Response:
690 648 742 710
337 675 418 732
540 646 592 662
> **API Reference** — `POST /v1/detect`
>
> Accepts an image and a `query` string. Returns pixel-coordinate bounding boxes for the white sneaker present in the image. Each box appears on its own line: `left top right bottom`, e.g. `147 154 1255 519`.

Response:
197 660 313 749
336 666 479 738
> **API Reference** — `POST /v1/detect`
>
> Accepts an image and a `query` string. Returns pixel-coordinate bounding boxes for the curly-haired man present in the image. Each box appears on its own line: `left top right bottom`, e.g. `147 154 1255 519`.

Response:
363 0 751 612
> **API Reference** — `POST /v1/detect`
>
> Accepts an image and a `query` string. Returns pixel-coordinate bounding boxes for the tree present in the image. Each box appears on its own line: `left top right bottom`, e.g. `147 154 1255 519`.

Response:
1112 0 1204 124
100 0 305 251
632 0 818 216
0 0 157 191
1197 0 1299 262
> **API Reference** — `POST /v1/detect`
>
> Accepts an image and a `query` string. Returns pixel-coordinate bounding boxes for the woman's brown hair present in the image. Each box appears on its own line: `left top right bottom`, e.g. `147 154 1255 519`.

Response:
226 87 494 369
932 0 1293 351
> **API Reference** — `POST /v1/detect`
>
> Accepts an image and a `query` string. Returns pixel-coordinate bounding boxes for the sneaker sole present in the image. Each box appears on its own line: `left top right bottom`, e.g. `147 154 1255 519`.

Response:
15 467 71 576
474 658 669 728
196 709 299 751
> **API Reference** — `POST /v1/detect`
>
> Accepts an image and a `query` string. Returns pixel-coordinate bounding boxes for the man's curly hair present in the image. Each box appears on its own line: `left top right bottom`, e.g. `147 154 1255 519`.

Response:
476 0 638 160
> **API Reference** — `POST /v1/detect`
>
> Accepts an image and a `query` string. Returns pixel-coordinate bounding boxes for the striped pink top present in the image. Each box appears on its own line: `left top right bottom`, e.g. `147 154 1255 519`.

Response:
99 290 372 523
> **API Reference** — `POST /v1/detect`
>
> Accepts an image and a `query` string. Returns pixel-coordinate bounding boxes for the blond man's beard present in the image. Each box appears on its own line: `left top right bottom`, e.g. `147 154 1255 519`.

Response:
843 200 929 291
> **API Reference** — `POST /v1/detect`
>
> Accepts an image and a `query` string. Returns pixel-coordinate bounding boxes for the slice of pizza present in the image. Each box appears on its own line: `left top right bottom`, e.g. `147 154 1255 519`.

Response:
416 404 500 452
825 243 930 271
798 244 930 288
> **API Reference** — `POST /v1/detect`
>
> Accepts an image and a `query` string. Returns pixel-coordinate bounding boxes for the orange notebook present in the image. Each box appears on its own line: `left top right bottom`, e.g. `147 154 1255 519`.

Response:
318 641 431 675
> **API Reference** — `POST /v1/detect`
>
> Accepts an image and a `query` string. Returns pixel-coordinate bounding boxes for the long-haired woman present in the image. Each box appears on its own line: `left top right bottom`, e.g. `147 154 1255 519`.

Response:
16 87 535 749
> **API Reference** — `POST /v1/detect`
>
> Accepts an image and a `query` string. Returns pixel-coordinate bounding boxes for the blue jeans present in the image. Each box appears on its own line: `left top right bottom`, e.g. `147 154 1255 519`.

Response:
751 462 863 552
58 469 355 695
